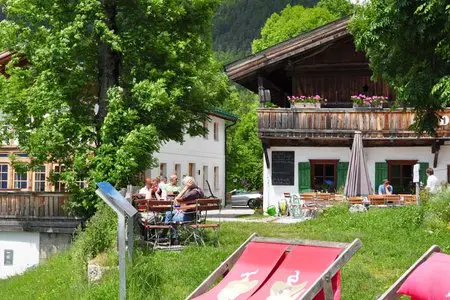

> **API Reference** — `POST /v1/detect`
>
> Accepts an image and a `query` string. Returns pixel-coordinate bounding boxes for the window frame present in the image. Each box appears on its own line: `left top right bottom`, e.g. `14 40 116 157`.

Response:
53 165 66 192
0 164 8 189
14 170 28 190
213 122 219 141
203 121 209 139
34 166 46 192
188 163 195 177
386 160 417 194
159 163 167 178
309 160 339 192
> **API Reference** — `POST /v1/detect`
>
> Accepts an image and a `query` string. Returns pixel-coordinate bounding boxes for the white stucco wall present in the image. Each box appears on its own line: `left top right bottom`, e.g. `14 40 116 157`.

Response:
263 145 450 210
147 115 226 201
0 232 40 279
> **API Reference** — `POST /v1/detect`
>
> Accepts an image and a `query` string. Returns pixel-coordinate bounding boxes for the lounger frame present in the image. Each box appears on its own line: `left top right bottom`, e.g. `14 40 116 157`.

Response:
186 233 361 300
377 245 441 300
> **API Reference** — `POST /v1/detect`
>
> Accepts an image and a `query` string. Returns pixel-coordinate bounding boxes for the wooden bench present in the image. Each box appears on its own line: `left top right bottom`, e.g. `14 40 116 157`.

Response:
368 194 385 205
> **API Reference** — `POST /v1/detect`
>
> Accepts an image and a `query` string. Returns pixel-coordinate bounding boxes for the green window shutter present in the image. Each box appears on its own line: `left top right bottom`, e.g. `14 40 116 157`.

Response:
375 162 388 191
419 162 429 185
298 162 311 193
337 162 349 190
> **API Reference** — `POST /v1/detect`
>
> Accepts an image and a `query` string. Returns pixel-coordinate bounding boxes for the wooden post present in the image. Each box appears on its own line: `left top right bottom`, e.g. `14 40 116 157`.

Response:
258 75 265 108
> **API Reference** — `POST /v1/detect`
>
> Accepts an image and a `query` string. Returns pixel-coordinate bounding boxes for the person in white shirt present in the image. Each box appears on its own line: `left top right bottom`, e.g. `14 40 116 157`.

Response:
426 168 439 194
139 177 153 199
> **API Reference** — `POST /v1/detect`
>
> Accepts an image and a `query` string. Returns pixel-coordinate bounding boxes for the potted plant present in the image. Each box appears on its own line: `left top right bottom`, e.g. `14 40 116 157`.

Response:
351 94 388 109
288 95 325 108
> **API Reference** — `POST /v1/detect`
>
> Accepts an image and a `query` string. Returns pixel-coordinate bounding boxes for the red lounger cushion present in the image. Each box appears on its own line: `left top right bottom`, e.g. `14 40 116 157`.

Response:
397 252 450 300
193 242 288 300
249 245 343 300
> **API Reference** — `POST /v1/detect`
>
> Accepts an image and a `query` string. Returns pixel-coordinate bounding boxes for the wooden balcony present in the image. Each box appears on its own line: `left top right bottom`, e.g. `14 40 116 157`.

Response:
0 192 69 218
258 108 450 146
0 192 82 233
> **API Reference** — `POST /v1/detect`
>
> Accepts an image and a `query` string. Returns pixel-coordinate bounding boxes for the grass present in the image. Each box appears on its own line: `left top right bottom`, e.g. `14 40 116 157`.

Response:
1 205 449 299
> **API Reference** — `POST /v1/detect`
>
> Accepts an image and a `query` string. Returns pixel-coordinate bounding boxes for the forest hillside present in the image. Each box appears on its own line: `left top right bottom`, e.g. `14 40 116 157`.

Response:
213 0 319 61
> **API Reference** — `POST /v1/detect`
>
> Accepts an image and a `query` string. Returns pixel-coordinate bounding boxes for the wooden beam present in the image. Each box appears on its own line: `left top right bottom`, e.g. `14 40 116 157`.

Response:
252 236 351 249
377 245 441 300
263 140 270 169
258 75 265 108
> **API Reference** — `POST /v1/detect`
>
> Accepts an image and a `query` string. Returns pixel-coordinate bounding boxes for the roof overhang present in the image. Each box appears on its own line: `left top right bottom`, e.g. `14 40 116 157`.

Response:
225 17 350 85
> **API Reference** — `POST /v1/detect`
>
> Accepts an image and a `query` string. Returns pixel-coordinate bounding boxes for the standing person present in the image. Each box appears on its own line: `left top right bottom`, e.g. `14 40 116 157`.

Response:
161 174 181 200
426 168 439 193
378 179 393 195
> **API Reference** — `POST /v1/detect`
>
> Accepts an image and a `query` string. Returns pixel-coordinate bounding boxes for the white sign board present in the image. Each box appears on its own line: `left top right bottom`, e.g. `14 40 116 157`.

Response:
413 164 420 183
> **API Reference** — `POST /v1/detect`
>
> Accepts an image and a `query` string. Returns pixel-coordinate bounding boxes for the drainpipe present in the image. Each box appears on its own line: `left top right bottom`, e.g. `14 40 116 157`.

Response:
225 118 237 207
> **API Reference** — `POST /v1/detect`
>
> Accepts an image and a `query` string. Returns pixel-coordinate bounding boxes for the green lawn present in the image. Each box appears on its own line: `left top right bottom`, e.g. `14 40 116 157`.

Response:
1 206 449 299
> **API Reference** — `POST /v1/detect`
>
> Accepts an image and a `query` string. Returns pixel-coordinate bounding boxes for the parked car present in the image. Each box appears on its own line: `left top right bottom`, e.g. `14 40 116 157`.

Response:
230 189 263 209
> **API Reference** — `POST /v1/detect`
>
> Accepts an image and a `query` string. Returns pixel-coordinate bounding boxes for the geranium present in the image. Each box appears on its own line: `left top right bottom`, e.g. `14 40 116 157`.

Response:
351 94 388 107
288 95 326 104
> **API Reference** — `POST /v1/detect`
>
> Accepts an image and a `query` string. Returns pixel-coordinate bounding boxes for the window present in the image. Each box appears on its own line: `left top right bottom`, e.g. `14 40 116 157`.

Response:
188 163 195 177
213 123 219 141
34 166 46 191
14 171 28 189
160 163 167 178
174 164 181 182
4 249 13 266
0 164 8 189
203 166 209 191
214 166 219 190
310 160 338 192
77 179 87 189
54 165 66 192
387 160 416 194
203 121 209 139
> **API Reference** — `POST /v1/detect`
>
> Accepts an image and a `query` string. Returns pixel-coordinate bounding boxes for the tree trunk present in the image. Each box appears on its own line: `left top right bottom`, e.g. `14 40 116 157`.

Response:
96 0 120 146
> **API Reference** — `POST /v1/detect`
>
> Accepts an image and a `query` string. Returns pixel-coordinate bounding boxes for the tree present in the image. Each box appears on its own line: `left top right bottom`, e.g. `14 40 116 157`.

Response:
0 0 229 216
213 0 319 58
317 0 354 17
350 0 450 134
251 4 339 53
222 87 263 192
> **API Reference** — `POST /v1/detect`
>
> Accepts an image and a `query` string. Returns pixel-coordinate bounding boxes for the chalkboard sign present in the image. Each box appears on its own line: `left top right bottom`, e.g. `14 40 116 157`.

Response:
272 151 295 185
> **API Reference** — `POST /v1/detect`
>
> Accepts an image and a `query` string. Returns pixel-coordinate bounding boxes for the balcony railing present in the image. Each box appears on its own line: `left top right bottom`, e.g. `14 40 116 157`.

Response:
0 192 70 218
258 108 450 141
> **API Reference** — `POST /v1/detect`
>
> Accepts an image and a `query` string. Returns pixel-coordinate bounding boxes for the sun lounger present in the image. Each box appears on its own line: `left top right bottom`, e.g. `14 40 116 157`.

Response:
378 245 450 300
187 233 361 300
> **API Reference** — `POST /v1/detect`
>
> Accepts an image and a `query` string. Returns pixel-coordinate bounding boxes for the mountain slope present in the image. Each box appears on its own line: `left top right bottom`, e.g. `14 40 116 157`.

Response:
213 0 319 60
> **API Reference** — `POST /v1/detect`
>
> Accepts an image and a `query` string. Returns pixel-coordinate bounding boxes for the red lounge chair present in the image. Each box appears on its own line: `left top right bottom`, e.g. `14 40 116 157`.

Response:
187 234 361 300
378 245 450 300
192 241 288 300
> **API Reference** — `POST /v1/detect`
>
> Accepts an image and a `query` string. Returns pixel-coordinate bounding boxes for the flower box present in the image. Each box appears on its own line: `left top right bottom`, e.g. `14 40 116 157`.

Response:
288 95 325 109
292 102 321 109
352 103 383 109
351 94 388 109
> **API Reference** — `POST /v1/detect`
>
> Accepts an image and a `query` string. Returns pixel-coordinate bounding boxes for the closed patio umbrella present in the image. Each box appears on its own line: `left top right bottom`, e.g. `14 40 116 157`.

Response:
344 131 373 197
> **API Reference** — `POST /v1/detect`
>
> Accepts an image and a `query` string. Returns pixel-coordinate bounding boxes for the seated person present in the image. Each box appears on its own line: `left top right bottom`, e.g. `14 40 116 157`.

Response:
161 174 181 200
378 179 393 195
165 176 204 223
139 177 153 199
151 177 162 200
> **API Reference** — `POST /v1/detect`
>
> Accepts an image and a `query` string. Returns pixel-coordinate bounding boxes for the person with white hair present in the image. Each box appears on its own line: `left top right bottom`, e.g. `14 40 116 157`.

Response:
165 176 204 222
